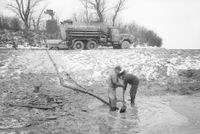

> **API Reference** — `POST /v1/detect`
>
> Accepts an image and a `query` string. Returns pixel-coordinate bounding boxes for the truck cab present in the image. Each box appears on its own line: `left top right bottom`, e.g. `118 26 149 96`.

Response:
110 28 134 49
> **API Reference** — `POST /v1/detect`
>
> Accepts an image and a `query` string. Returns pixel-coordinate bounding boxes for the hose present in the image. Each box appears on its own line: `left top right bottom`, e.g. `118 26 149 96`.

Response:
45 48 110 106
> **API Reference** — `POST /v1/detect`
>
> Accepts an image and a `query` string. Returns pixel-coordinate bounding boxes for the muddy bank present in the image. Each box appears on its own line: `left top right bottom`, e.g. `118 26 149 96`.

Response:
0 72 97 133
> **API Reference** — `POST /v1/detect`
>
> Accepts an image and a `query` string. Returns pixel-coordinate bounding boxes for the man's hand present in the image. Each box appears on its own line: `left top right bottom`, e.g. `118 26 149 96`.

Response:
111 74 124 88
120 84 125 88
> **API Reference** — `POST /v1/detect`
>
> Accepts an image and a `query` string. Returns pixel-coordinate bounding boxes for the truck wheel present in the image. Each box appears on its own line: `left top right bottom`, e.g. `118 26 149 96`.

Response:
121 41 131 49
73 41 85 50
86 40 98 50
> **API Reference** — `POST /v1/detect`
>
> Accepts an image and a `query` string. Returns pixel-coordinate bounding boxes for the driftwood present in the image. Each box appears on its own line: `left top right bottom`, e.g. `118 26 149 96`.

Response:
45 49 110 106
8 102 55 110
0 116 57 130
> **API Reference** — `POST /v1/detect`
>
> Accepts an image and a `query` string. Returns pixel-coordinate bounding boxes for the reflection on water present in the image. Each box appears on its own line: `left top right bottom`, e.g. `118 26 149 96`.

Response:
88 97 190 134
92 103 140 134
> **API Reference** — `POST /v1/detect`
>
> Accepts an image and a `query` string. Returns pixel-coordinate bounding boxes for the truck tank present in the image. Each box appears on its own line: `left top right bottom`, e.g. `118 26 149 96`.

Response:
60 22 110 40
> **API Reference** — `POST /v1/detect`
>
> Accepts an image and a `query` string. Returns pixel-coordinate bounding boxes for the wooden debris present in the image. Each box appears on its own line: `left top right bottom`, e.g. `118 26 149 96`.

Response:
0 116 57 130
8 102 55 110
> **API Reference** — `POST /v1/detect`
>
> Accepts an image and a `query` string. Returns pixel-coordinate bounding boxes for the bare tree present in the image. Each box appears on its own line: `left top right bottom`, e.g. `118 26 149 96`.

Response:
7 0 44 30
80 0 90 23
79 0 126 25
88 0 106 22
112 0 126 26
32 6 46 31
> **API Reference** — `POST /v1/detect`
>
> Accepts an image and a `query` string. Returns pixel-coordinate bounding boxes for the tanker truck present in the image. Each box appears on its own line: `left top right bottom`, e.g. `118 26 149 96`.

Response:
52 20 134 50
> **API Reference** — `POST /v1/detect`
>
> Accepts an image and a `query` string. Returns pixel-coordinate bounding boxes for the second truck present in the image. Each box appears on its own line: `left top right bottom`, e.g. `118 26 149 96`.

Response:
50 20 134 50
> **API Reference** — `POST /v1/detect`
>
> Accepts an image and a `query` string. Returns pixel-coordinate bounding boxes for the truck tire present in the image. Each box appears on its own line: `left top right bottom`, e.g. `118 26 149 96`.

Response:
73 41 85 50
86 40 98 50
121 41 131 49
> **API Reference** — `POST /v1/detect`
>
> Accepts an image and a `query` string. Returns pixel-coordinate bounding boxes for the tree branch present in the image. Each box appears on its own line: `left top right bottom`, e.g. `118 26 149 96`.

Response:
112 0 126 26
36 5 46 30
15 0 25 21
21 0 25 16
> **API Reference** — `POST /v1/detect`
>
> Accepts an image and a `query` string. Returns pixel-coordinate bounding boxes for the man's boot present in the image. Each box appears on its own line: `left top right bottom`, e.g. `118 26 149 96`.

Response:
130 96 135 106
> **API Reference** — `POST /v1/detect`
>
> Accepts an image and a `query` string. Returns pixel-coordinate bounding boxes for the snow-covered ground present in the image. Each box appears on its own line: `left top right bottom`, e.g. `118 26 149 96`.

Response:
1 48 199 93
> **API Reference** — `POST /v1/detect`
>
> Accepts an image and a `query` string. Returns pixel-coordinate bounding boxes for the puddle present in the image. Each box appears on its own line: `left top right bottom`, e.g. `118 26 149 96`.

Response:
88 96 200 134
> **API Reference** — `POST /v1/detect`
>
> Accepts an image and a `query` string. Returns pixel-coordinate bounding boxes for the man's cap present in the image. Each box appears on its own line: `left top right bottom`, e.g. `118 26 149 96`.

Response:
120 69 125 74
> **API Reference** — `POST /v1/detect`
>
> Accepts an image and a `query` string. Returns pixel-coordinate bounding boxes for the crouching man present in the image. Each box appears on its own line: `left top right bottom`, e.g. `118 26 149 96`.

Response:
119 70 139 106
108 66 124 111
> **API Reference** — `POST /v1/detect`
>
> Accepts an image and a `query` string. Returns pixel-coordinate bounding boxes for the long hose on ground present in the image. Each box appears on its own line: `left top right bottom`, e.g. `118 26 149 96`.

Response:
45 48 110 106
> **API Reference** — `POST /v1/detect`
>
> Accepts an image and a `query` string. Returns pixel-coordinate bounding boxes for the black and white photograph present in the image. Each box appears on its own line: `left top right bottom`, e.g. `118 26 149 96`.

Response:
0 0 200 133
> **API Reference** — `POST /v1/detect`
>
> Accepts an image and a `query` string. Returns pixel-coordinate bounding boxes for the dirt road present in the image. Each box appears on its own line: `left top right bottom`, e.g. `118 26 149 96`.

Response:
0 49 200 134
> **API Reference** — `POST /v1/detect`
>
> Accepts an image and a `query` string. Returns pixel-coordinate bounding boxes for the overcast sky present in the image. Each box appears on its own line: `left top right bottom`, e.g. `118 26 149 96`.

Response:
1 0 200 49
